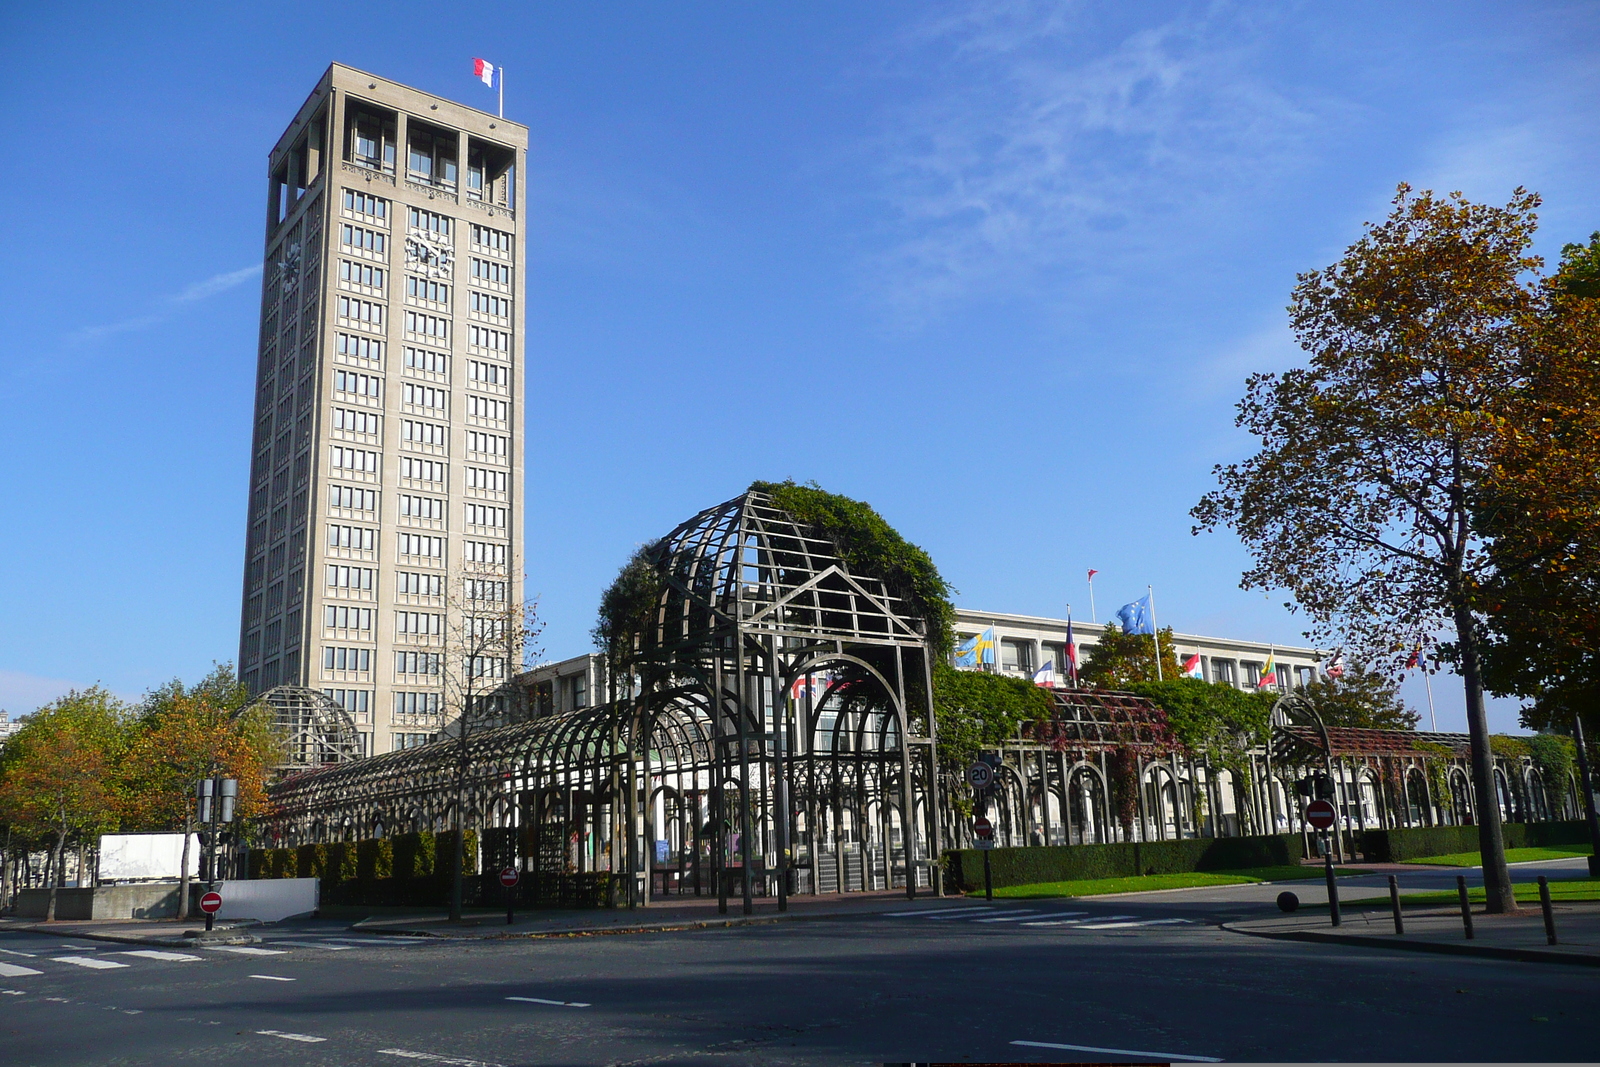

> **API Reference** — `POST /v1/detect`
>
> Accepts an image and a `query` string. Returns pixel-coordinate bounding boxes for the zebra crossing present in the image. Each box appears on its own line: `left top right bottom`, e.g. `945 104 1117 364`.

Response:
0 932 428 984
880 905 1195 931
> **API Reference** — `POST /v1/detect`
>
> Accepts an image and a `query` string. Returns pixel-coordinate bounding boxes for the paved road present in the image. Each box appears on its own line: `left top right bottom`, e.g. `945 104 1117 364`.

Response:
1 896 1594 1065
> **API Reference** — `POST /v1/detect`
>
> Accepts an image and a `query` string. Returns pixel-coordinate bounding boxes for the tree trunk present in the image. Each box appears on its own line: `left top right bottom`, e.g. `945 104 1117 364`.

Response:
46 827 66 922
1455 605 1516 913
177 821 193 922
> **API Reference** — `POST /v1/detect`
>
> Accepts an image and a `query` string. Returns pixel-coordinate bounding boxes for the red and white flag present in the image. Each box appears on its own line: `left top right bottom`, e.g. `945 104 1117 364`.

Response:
473 58 499 89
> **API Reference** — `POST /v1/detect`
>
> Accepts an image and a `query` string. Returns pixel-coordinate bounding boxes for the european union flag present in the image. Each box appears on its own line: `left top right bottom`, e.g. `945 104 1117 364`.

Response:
1116 594 1154 635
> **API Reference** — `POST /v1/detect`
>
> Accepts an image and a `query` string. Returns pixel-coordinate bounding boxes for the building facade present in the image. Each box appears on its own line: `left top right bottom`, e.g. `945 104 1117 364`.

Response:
237 64 528 757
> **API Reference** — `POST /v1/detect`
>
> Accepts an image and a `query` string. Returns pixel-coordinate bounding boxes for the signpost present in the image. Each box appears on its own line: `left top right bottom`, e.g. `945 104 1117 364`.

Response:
973 816 995 901
1304 799 1340 926
500 867 520 926
199 891 222 916
195 774 237 932
967 762 994 791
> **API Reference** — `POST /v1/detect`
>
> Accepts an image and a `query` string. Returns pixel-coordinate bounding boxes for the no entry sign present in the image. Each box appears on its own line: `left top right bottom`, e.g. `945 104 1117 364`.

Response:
972 816 994 839
1305 799 1338 831
499 867 520 888
199 891 223 914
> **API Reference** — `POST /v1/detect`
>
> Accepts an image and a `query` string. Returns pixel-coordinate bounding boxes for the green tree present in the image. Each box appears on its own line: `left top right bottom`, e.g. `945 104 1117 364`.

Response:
932 661 1054 811
0 688 128 920
1299 666 1419 730
1079 624 1182 689
1193 185 1542 912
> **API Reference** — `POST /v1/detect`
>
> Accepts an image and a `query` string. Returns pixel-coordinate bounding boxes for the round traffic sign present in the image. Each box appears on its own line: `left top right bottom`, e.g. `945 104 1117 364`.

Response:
1305 798 1338 831
972 815 994 839
199 891 223 914
499 867 520 887
967 762 994 790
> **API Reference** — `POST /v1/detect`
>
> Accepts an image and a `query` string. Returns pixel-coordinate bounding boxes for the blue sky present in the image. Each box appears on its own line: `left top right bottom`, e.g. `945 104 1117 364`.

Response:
2 2 1597 732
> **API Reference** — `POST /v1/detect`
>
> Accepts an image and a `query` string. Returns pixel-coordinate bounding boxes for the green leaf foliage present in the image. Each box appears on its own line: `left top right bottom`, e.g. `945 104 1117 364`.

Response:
931 662 1054 794
1125 678 1275 759
1298 666 1419 730
1079 624 1182 689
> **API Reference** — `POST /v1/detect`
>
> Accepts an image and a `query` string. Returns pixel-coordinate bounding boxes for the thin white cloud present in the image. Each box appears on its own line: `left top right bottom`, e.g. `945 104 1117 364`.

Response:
868 3 1317 318
68 263 261 344
0 668 102 717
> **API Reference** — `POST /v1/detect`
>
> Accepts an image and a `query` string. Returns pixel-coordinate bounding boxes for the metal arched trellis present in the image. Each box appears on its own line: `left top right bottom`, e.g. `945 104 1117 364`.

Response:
258 686 364 772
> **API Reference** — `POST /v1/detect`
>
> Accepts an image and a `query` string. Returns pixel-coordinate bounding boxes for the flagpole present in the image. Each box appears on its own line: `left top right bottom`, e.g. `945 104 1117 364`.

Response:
1147 584 1163 682
1088 572 1097 624
1422 664 1438 732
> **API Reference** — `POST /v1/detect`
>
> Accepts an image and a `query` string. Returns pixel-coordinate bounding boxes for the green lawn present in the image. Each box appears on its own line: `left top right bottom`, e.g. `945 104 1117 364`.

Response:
1401 846 1593 867
1347 878 1600 907
977 865 1371 899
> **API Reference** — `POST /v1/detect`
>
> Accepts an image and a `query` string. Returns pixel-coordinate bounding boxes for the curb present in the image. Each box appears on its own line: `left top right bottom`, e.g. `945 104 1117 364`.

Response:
0 922 260 949
1222 921 1600 968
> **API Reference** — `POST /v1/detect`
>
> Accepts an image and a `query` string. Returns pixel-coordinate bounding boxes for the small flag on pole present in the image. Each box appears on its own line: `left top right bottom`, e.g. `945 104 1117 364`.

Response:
1257 652 1278 690
1182 653 1203 680
1325 651 1345 679
1032 660 1055 688
1064 616 1080 685
473 58 499 88
955 627 997 669
1115 594 1154 636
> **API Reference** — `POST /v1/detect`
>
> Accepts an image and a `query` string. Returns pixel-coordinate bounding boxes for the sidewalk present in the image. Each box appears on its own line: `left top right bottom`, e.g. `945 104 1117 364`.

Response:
1226 900 1600 967
0 915 261 948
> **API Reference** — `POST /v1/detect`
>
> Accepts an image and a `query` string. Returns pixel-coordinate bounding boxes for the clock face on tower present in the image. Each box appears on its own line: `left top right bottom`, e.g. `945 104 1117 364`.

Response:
276 241 301 294
406 234 454 279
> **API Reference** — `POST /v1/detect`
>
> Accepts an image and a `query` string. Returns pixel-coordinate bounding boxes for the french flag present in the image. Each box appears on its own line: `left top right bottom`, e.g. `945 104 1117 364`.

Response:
473 58 499 89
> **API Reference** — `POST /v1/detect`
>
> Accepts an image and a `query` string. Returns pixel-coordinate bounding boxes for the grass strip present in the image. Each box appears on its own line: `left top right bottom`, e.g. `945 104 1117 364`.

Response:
1401 846 1593 867
976 865 1371 899
1347 878 1600 907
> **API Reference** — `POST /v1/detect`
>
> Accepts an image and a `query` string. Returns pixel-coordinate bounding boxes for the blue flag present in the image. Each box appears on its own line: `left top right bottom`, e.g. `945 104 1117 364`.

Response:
955 627 997 668
1116 594 1154 635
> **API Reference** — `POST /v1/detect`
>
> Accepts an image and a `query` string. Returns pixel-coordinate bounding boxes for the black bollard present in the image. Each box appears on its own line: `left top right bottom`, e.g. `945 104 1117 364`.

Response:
1324 836 1340 927
1457 875 1474 940
1388 874 1404 935
983 848 993 902
1538 876 1557 946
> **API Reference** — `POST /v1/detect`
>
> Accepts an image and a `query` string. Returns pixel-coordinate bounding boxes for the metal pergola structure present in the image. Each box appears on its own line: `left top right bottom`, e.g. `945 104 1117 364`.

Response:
267 490 944 911
258 685 365 772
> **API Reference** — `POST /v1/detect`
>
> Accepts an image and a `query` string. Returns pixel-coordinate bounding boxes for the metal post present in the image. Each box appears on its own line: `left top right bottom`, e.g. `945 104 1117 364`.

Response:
1571 713 1600 878
1388 874 1404 935
1324 832 1340 927
1538 876 1557 945
1457 875 1474 938
982 847 993 902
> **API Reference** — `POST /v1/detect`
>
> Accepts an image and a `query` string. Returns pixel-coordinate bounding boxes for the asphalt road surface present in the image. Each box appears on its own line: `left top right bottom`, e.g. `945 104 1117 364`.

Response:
1 893 1594 1065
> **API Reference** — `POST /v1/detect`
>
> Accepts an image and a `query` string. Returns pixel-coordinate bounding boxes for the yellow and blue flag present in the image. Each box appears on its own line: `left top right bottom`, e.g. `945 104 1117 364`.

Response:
955 627 996 669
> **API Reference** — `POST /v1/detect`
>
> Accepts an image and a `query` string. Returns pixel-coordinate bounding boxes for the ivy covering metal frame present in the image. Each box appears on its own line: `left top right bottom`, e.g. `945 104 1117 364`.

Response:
266 490 944 912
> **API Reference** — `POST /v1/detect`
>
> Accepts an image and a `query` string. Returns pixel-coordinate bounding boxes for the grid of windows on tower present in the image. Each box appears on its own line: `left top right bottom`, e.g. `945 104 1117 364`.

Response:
467 431 507 456
400 533 445 559
339 261 386 288
400 457 446 484
343 189 388 220
405 347 449 375
467 396 508 421
323 647 371 672
394 690 442 716
471 224 512 252
396 611 443 636
466 467 506 492
406 276 449 303
330 486 376 511
468 325 509 352
337 334 385 362
395 651 442 675
400 494 446 520
465 579 507 602
396 571 442 596
339 296 384 327
323 688 371 715
465 540 507 566
328 524 376 551
470 258 511 285
468 360 508 387
331 446 379 474
335 370 381 398
469 291 511 317
326 565 375 590
394 733 434 750
324 606 374 630
341 224 386 253
467 655 507 679
403 383 448 412
333 408 381 435
466 504 507 528
405 311 450 342
408 207 452 237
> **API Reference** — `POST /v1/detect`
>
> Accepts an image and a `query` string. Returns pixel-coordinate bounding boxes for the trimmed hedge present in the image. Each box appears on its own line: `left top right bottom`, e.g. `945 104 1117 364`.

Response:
1358 820 1591 862
246 830 479 908
944 833 1304 892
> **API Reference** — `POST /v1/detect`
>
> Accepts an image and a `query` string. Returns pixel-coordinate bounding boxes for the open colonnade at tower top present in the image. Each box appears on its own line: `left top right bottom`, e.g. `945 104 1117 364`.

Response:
258 485 1589 908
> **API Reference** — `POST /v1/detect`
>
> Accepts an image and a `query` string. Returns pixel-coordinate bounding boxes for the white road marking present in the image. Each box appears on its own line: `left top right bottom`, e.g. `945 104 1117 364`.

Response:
0 963 43 977
881 905 999 917
256 1029 326 1043
506 996 591 1008
973 911 1043 922
377 1049 503 1066
52 956 128 970
1012 1039 1222 1062
265 940 353 950
0 948 38 957
1077 918 1194 930
118 950 201 962
248 974 296 981
1 989 26 995
205 946 285 956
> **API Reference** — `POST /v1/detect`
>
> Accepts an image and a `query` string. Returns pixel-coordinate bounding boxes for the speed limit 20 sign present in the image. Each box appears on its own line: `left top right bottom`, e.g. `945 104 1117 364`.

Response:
967 762 994 790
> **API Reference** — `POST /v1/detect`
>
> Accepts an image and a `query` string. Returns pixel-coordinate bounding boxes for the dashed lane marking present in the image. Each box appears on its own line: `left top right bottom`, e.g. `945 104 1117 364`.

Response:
1017 914 1137 928
377 1049 504 1066
248 975 296 981
1012 1038 1221 1062
52 956 128 970
972 911 1043 922
0 948 39 957
118 950 201 962
506 996 591 1008
256 1029 326 1043
205 946 286 956
1 989 26 994
0 963 43 977
1076 918 1195 930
